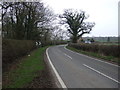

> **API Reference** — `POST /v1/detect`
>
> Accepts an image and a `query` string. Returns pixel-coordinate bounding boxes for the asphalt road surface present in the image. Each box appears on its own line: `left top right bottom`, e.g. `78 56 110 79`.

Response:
47 45 119 88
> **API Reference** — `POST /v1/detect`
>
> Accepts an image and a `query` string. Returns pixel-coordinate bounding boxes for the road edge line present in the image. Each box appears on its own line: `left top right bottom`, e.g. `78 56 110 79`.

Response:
64 46 119 67
46 48 67 88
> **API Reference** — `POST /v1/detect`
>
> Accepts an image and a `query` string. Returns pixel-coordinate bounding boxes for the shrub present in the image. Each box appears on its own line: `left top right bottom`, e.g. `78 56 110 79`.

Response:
41 40 67 47
99 45 119 57
2 39 36 70
68 43 119 58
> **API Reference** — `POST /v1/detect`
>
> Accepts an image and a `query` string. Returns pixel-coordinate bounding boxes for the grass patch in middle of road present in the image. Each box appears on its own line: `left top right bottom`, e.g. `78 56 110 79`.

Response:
3 46 49 88
66 46 119 64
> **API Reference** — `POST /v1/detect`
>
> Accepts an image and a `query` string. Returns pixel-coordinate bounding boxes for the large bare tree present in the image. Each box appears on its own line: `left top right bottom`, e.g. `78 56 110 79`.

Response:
60 9 95 43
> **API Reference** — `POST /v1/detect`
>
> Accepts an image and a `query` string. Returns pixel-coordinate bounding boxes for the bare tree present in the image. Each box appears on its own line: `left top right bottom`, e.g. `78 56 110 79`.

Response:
60 9 95 43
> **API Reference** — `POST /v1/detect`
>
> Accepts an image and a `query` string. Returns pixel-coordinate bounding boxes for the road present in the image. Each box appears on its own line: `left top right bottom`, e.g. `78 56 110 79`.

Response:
47 45 119 88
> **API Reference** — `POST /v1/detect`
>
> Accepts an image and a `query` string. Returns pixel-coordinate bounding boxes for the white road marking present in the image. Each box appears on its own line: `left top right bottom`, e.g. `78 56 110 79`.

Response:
64 53 72 59
64 46 119 67
57 46 72 59
46 48 67 88
83 64 120 84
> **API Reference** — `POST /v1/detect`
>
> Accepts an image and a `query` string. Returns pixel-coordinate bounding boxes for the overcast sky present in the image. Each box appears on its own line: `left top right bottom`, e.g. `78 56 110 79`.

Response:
42 0 119 37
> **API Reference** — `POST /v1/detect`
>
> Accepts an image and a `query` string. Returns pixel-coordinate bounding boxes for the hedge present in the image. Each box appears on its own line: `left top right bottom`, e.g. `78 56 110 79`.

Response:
41 40 67 47
3 39 67 71
2 39 36 70
68 43 119 58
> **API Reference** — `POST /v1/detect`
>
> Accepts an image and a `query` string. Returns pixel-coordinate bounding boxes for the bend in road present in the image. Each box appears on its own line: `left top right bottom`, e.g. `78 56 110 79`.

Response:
47 45 119 88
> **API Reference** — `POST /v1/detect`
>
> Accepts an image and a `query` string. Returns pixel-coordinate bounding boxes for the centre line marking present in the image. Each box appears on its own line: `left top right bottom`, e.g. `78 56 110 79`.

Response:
83 64 120 84
64 53 72 59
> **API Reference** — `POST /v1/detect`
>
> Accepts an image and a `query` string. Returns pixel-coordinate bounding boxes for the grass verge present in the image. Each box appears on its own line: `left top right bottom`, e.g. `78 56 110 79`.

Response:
3 46 49 88
66 46 119 65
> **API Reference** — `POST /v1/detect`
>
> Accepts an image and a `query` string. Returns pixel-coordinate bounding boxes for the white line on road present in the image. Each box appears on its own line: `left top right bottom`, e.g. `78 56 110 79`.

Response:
83 64 120 84
46 48 67 88
64 53 72 59
64 46 119 67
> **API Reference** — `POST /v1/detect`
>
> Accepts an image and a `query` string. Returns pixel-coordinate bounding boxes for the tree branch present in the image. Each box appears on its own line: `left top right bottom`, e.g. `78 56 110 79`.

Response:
68 29 74 35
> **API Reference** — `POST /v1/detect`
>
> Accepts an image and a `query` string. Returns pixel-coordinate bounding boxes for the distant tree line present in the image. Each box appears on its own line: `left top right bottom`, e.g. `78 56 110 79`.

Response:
83 37 118 42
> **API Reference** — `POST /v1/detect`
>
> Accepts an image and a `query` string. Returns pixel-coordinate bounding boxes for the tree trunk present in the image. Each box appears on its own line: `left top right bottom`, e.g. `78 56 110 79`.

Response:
72 36 77 43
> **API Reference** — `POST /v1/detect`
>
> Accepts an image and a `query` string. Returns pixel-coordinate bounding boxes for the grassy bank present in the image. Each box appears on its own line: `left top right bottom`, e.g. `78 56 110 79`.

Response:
66 46 119 64
3 46 49 88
